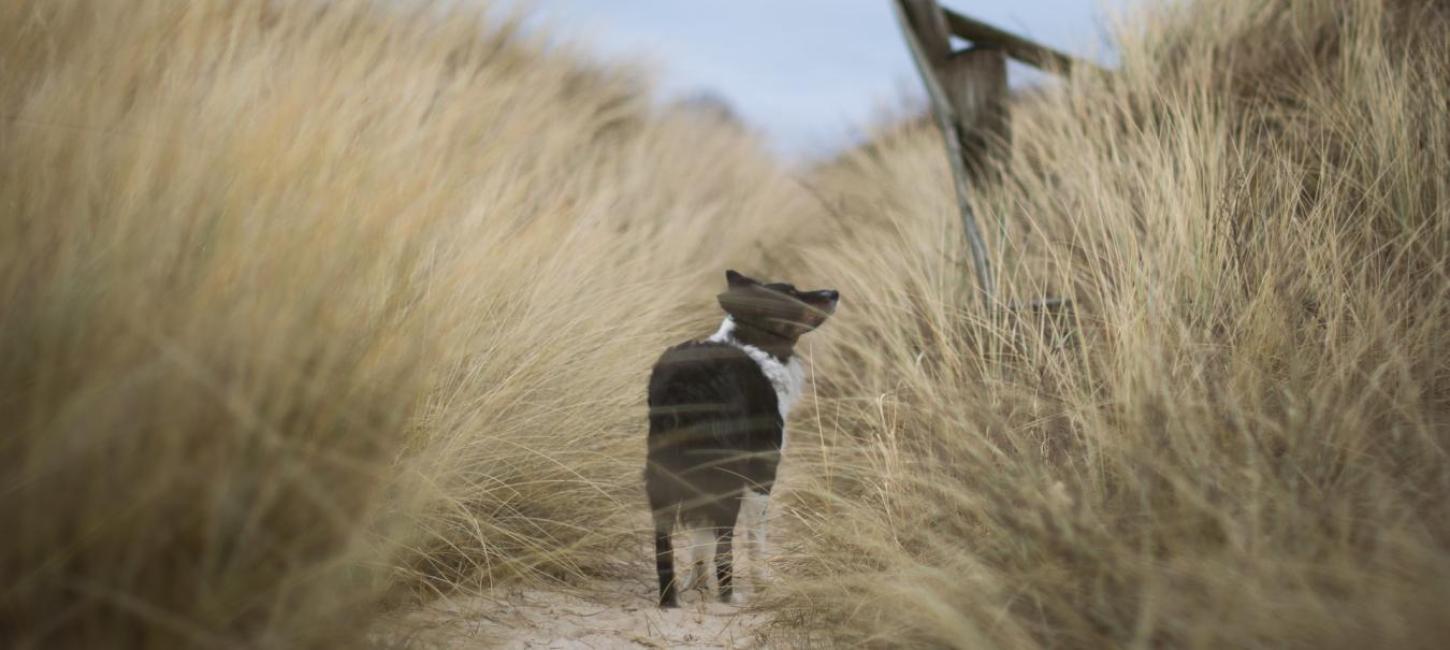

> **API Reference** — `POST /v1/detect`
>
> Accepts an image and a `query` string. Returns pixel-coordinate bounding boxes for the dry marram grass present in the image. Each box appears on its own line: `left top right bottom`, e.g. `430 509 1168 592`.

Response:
2 0 1448 648
770 0 1450 647
0 0 813 647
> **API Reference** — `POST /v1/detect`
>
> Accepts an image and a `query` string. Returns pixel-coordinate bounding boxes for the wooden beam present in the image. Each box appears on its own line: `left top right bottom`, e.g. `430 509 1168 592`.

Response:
942 7 1103 75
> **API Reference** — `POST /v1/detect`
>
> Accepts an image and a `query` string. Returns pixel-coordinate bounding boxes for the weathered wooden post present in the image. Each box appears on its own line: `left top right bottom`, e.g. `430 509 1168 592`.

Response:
892 1 1099 308
941 47 1009 178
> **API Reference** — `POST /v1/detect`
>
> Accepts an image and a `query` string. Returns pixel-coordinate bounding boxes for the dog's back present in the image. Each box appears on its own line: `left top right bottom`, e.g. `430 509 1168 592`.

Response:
645 341 783 528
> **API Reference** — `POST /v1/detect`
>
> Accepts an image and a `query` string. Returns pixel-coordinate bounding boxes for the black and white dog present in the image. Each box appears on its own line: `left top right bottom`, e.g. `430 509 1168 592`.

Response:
644 270 839 607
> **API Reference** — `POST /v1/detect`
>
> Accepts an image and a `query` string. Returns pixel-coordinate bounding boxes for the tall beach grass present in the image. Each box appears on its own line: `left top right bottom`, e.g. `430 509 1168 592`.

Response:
771 0 1450 647
0 1 816 646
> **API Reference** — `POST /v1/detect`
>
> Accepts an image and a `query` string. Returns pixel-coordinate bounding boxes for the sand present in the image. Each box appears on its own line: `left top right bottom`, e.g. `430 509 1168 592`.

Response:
384 556 776 649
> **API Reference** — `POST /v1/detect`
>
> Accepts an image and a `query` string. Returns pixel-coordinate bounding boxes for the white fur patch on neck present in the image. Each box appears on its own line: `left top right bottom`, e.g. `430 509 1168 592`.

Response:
707 317 805 427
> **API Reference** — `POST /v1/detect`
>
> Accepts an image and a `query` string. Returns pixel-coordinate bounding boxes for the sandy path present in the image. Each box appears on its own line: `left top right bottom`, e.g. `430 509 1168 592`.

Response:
385 559 773 649
386 469 800 648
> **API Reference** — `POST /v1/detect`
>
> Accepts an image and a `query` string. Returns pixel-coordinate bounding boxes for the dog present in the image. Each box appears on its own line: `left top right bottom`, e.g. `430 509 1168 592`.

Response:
644 270 839 607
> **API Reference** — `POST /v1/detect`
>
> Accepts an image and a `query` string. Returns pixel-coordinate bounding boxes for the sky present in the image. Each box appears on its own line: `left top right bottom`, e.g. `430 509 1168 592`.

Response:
517 1 1128 161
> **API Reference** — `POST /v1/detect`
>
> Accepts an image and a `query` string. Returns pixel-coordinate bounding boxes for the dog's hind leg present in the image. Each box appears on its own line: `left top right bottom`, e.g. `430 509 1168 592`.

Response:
682 527 715 594
653 527 678 607
740 491 771 586
649 505 679 608
714 525 736 603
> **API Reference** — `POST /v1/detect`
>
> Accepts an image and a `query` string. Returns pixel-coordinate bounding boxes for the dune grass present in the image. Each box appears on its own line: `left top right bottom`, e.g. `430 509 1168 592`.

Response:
769 0 1450 647
0 1 816 646
3 0 1448 647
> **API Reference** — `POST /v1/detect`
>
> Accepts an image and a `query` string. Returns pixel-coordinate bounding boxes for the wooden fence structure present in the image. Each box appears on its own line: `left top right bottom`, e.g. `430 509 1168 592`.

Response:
891 0 1100 307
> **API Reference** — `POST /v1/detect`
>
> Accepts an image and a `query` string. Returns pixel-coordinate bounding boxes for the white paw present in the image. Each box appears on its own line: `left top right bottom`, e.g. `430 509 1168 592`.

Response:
682 564 709 592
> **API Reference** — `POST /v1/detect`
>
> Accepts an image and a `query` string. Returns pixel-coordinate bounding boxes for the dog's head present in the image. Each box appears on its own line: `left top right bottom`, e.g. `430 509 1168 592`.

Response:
717 270 839 339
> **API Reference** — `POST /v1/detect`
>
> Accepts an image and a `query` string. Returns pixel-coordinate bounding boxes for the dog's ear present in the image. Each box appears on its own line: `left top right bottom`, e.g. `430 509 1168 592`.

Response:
725 269 758 289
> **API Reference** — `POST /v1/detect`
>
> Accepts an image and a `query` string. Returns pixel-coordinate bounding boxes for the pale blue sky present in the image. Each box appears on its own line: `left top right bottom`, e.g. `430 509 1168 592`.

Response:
519 1 1125 161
